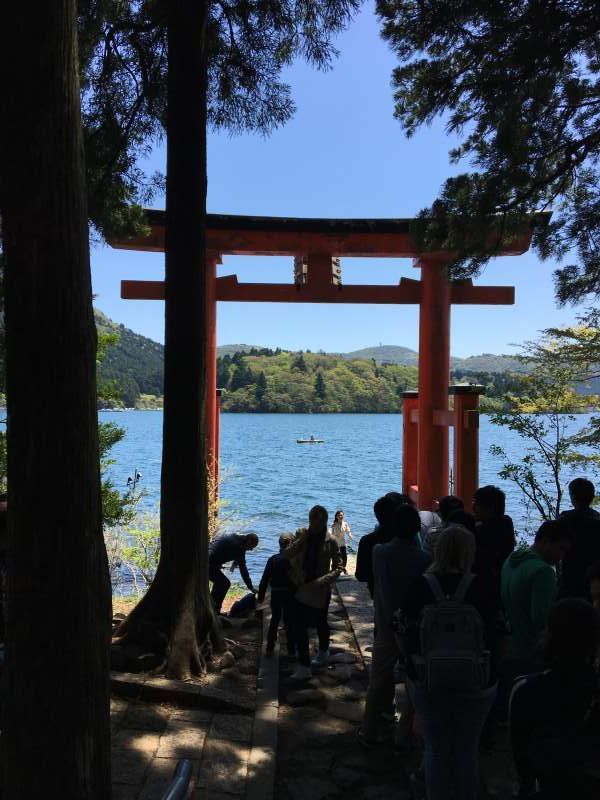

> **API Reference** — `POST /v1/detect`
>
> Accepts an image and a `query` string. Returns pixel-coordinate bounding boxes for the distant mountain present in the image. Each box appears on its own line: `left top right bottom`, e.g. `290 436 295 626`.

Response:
95 310 164 407
451 353 524 373
341 344 523 374
343 345 419 366
217 344 264 358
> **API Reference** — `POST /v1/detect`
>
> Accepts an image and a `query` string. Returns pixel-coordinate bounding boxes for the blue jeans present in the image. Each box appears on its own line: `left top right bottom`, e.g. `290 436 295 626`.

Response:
408 679 497 800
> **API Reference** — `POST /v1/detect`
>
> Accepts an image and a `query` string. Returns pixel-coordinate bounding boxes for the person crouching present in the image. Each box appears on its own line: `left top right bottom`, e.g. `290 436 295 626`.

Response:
208 532 259 614
257 533 297 656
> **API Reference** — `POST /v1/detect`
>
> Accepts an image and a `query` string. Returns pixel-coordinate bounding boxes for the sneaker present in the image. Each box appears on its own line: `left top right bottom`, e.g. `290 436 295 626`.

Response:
289 665 312 681
311 649 330 668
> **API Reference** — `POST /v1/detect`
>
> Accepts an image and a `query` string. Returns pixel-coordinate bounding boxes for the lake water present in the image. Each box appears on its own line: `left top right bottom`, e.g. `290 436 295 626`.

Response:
102 411 595 582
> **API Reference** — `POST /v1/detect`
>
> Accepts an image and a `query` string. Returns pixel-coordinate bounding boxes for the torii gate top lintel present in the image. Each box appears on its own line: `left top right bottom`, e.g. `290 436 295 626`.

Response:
109 208 537 258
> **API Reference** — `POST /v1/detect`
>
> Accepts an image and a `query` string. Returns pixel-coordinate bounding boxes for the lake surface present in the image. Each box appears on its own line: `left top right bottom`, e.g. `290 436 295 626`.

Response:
102 411 594 581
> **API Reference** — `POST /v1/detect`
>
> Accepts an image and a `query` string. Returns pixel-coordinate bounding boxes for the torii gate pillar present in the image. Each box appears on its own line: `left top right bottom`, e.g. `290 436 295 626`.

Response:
416 258 451 510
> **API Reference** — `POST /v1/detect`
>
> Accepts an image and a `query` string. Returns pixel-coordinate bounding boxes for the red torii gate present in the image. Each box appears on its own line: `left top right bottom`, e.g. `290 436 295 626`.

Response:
110 211 534 511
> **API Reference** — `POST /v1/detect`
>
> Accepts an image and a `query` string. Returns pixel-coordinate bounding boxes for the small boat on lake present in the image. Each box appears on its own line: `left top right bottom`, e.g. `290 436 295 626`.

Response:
296 434 325 444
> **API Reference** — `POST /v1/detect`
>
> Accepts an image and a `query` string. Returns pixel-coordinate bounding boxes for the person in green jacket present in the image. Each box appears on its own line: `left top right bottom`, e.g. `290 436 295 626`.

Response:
501 520 572 664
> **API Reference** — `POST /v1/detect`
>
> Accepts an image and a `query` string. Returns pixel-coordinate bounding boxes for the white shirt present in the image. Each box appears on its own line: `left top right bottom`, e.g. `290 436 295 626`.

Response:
330 519 351 547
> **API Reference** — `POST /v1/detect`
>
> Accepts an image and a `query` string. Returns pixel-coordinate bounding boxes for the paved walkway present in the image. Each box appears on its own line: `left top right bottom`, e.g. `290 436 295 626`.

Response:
275 580 414 800
111 699 254 799
335 573 374 672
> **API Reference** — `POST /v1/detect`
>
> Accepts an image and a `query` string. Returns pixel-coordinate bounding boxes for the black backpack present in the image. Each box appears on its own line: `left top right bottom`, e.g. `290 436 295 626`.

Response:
417 573 490 692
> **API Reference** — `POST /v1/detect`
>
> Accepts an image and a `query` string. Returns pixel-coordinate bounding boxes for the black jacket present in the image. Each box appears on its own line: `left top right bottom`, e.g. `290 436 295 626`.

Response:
209 533 253 591
355 525 394 597
473 514 516 607
257 552 295 603
559 508 600 599
510 665 600 794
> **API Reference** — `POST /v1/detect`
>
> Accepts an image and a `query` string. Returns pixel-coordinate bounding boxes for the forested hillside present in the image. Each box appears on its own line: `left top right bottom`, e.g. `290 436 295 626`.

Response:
95 310 164 406
217 349 418 413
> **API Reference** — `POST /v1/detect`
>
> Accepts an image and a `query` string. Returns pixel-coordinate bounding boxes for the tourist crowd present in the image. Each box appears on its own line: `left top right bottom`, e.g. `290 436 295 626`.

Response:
208 479 600 799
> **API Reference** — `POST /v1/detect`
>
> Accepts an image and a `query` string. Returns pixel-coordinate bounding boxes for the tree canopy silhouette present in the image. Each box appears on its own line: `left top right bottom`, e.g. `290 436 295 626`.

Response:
377 0 600 302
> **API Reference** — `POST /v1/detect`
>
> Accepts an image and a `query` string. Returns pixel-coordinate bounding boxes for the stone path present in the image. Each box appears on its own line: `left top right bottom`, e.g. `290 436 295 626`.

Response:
110 614 264 799
110 699 254 799
275 581 413 800
335 574 374 672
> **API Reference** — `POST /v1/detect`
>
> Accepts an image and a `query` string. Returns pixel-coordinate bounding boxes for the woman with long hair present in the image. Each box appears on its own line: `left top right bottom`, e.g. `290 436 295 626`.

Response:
330 509 353 574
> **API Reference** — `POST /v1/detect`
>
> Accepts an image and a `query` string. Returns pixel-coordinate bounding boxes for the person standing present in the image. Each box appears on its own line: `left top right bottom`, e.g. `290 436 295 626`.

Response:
208 532 259 614
358 504 431 747
421 495 464 557
401 525 498 800
472 486 516 595
257 533 296 656
355 494 407 597
501 520 572 667
285 505 342 680
330 510 353 574
559 477 600 599
510 598 600 799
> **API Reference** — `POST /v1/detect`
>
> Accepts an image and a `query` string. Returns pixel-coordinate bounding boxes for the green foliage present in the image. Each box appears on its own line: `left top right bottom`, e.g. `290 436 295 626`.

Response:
218 349 418 412
120 513 161 592
292 353 308 372
95 309 164 406
314 370 327 400
489 328 600 527
99 421 141 528
377 1 600 302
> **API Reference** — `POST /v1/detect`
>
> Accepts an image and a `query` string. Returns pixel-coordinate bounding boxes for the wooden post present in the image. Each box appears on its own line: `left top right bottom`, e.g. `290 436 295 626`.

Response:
416 258 451 511
205 252 220 483
451 384 484 511
402 391 419 499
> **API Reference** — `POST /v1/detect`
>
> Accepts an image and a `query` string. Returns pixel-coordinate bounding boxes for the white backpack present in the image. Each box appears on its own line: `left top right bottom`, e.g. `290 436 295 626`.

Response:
417 573 490 692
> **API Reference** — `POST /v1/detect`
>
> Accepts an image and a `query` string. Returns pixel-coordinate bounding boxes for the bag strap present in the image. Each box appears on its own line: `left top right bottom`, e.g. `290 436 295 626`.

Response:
423 573 446 603
452 573 475 603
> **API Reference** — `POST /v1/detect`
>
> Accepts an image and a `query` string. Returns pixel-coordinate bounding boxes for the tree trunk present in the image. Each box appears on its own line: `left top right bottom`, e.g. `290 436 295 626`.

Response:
116 0 221 678
0 2 112 797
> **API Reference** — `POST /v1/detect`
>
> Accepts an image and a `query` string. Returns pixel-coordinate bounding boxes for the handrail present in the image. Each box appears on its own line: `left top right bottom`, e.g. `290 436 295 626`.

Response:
160 759 193 800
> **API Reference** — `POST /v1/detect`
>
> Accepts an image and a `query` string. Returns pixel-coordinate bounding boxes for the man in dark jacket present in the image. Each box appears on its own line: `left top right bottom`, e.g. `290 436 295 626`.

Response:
472 485 516 604
359 504 431 746
258 533 296 655
209 532 259 613
559 477 600 599
355 493 411 597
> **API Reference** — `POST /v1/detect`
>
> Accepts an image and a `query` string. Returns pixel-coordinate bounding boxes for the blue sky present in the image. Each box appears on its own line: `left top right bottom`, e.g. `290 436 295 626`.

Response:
90 3 580 358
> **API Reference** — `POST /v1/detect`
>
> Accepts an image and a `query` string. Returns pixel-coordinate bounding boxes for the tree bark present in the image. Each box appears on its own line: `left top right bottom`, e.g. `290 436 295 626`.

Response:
116 0 221 678
0 2 112 797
